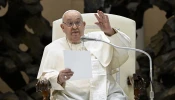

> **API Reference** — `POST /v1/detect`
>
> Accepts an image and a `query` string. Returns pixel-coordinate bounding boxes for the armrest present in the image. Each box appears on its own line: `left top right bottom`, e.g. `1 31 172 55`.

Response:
36 79 51 100
127 74 146 100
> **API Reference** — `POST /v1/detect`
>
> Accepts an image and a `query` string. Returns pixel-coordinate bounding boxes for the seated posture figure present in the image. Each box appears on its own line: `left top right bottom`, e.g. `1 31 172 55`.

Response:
37 10 131 100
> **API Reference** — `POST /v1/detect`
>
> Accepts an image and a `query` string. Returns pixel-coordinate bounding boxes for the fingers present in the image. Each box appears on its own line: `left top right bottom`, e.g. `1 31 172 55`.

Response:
60 68 74 77
61 68 72 73
60 72 73 80
58 69 74 84
95 13 101 23
94 10 109 24
105 15 109 22
98 10 105 19
95 10 103 22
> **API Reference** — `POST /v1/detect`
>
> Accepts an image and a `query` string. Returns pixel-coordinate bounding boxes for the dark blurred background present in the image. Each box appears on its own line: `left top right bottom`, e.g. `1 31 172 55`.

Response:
0 0 175 100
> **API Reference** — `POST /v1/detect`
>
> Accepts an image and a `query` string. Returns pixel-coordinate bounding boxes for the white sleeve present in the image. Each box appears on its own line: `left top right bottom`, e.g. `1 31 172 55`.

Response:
37 46 64 90
107 29 131 67
107 29 131 47
44 71 64 90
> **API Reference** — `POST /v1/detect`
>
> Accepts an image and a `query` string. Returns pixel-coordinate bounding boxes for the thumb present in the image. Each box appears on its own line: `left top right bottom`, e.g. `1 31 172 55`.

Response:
95 22 100 27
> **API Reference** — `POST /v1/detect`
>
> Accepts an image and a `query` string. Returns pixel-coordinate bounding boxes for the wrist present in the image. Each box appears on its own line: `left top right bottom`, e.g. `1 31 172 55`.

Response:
105 28 117 36
113 28 118 34
57 75 63 85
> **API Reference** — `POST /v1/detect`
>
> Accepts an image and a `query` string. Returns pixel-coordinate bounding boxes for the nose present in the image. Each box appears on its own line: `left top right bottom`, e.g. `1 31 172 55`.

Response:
72 23 78 29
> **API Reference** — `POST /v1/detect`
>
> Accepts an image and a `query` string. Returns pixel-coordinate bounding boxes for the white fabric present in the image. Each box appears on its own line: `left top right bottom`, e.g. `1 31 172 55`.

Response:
39 13 136 99
52 15 136 99
37 30 130 100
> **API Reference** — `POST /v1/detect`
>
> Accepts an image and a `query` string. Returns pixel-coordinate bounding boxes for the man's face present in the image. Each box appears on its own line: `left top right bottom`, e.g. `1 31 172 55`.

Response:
61 11 86 44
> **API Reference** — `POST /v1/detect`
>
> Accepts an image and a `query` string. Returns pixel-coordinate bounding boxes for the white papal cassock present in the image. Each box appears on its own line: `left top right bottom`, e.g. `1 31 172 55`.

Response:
37 29 131 100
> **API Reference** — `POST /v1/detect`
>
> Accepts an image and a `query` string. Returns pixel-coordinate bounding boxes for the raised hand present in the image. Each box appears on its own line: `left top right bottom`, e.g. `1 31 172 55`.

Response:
94 10 115 36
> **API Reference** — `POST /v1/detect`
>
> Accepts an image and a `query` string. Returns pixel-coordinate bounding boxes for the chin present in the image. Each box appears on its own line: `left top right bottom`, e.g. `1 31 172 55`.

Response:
71 39 81 44
71 37 80 43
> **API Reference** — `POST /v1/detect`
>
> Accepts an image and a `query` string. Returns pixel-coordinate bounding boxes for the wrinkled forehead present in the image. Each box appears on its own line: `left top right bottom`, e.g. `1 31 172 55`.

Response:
63 11 83 22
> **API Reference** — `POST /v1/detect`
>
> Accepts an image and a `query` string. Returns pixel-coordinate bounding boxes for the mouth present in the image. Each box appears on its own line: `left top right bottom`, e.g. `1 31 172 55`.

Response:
71 31 79 35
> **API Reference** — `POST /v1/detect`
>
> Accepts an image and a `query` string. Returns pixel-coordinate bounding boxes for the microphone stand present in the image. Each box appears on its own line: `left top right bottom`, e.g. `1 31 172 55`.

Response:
81 38 154 100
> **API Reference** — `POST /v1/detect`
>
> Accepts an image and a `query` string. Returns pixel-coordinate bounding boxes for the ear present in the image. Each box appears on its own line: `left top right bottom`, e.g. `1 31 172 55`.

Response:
60 23 64 29
60 23 66 33
83 21 86 26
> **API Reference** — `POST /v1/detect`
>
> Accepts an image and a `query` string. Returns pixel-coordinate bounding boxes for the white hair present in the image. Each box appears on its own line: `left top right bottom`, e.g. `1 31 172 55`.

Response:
62 10 83 22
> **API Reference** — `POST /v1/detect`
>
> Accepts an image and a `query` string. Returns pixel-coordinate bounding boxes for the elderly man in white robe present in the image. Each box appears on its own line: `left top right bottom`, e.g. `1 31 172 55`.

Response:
37 10 131 100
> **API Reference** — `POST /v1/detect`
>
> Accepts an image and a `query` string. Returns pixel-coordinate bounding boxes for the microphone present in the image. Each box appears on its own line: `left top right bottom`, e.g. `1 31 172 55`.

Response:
80 36 99 42
81 36 154 100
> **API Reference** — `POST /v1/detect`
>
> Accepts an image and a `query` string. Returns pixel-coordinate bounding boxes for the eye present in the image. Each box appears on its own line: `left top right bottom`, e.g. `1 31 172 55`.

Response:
68 22 73 26
75 21 81 25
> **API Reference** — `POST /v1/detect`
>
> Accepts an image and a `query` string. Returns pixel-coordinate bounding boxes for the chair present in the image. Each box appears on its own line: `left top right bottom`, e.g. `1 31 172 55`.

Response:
37 13 137 100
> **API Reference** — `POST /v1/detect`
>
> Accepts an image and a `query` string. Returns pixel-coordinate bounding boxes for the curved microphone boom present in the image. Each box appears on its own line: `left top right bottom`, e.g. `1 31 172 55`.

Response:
81 36 154 100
